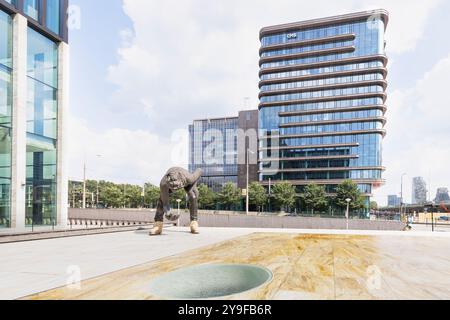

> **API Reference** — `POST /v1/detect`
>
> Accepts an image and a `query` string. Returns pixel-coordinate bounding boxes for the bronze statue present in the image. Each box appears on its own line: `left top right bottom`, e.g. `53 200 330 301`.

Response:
150 167 202 236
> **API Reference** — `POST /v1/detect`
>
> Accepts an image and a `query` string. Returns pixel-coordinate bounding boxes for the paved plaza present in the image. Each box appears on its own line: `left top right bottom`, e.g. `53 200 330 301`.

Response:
1 226 450 300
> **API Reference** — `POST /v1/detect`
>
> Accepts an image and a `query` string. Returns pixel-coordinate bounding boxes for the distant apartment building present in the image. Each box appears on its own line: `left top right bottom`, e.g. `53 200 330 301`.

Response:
0 0 69 229
189 110 258 192
412 177 427 205
387 195 401 208
258 10 389 208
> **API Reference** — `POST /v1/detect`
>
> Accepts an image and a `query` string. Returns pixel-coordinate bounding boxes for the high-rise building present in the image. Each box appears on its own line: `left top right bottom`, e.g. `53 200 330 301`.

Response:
0 0 69 229
258 10 388 208
412 177 427 205
387 195 401 208
435 188 450 204
189 110 258 192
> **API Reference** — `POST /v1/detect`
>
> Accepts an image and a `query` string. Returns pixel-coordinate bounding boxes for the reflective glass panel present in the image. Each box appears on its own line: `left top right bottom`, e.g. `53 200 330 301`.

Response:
27 27 58 88
0 10 12 68
24 0 40 21
46 0 60 34
26 27 58 227
0 11 12 227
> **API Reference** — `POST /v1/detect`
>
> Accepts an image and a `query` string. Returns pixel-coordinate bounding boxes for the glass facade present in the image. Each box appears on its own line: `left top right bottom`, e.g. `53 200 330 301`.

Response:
1 0 67 39
0 0 67 229
189 118 239 192
261 19 384 57
260 61 384 80
26 27 58 226
0 9 12 227
24 0 40 20
45 0 59 34
259 13 388 207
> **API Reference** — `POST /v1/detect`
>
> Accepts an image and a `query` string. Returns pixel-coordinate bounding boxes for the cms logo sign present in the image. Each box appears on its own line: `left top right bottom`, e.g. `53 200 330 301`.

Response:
287 33 297 39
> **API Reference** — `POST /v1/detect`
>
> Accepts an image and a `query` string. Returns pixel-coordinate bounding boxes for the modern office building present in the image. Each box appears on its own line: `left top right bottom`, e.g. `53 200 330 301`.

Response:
412 177 427 205
189 110 258 193
258 10 388 207
0 0 69 229
387 195 401 208
434 188 450 204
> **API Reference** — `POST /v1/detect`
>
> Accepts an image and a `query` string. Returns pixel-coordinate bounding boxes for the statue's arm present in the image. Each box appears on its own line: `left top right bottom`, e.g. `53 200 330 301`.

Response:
186 169 203 185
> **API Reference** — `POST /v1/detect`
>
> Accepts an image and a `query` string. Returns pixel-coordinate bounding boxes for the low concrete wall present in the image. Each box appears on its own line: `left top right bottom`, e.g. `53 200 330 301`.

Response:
69 209 405 231
69 208 154 224
180 212 405 231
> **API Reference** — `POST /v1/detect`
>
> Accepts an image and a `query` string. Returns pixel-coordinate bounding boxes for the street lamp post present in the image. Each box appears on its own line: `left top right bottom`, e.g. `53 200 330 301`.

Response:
400 173 407 220
83 155 102 210
246 149 255 215
141 184 145 209
268 178 272 214
345 198 352 230
82 163 87 209
96 181 100 208
177 199 182 214
176 199 182 227
96 155 103 209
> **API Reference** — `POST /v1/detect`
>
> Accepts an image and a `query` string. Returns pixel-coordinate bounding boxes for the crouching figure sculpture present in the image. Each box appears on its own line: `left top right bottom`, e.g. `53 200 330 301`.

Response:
150 167 202 236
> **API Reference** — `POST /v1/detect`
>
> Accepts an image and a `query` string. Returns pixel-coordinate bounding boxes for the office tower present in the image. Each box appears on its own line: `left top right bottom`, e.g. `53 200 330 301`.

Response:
258 10 388 208
0 0 69 229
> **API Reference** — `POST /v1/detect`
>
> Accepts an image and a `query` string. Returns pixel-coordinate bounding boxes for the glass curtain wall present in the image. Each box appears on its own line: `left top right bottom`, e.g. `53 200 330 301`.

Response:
0 10 12 228
45 0 60 34
24 0 40 21
26 27 58 226
3 0 17 7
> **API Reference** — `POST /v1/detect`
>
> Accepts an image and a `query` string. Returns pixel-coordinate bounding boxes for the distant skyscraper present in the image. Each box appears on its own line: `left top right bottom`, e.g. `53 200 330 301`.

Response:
388 195 401 208
435 188 450 204
412 177 427 205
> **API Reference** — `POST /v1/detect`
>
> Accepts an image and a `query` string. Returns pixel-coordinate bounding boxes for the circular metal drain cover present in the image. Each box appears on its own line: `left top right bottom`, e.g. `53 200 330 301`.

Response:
148 264 273 299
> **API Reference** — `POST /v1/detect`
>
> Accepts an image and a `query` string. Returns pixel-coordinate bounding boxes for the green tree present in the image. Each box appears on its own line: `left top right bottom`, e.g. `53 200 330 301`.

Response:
69 181 83 208
249 182 268 212
272 182 296 212
170 189 187 209
70 180 157 209
198 184 216 210
217 182 241 211
301 184 328 214
144 184 160 208
122 184 144 208
334 180 365 211
370 201 378 211
102 183 124 208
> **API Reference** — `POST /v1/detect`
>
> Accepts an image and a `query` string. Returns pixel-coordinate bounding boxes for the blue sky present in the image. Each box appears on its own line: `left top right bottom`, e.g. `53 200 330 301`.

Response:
67 0 450 206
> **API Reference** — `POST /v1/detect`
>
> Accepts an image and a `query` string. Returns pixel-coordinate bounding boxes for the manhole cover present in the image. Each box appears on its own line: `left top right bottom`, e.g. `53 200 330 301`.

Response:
148 264 273 299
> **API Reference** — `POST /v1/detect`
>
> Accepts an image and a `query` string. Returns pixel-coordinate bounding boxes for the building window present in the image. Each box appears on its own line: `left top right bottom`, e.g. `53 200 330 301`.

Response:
3 0 17 7
24 0 41 21
26 27 58 227
46 0 60 34
0 10 12 228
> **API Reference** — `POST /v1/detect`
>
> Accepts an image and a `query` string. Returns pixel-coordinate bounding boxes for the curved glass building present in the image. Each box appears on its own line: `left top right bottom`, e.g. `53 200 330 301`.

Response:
258 10 389 207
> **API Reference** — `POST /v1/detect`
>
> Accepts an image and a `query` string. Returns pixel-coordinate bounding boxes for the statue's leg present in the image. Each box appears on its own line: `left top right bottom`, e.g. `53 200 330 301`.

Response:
150 183 170 236
187 185 199 221
187 184 200 234
154 198 165 222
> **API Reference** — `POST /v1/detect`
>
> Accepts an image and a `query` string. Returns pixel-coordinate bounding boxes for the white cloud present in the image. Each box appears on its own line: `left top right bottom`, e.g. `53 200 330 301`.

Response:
68 0 446 191
67 113 189 185
373 53 450 205
381 0 442 54
105 0 442 134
